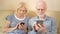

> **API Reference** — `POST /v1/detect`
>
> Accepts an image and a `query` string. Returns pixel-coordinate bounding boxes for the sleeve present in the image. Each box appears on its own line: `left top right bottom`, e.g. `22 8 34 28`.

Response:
28 19 32 31
6 15 12 21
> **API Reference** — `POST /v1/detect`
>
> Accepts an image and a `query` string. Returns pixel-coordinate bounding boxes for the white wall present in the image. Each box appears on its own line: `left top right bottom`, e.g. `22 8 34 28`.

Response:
45 0 60 11
0 0 60 11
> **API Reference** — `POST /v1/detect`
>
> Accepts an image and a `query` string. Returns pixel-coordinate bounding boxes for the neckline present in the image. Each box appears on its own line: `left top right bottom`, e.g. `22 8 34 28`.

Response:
36 15 48 20
14 14 26 21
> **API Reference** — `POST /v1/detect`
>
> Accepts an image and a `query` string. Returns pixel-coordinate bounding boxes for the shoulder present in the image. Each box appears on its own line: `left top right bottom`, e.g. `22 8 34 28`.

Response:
6 14 14 21
6 14 14 18
46 16 56 22
26 16 30 19
29 16 37 21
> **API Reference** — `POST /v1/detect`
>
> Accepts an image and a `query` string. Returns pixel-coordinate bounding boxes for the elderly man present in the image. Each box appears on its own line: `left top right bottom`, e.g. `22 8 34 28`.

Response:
28 0 56 34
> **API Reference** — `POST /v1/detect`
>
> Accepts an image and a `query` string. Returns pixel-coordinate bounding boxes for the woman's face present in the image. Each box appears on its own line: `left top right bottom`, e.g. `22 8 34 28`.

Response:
17 6 27 16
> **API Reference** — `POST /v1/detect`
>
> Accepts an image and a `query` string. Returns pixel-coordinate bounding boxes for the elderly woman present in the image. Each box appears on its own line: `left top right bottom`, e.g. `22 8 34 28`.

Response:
3 2 29 34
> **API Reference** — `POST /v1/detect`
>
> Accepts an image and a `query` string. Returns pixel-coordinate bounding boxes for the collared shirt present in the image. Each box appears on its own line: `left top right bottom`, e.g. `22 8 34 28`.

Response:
28 15 56 34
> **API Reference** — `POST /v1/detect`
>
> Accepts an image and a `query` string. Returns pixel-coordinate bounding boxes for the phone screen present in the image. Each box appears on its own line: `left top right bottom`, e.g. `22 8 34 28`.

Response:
17 22 25 29
36 20 43 27
20 22 25 25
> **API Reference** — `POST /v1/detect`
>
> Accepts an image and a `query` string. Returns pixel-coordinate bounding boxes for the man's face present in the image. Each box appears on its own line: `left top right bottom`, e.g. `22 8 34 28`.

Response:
36 2 47 16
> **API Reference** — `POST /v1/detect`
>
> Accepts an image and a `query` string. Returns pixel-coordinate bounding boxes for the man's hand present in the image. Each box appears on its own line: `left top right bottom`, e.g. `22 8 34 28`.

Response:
32 22 39 32
37 24 47 34
33 22 47 34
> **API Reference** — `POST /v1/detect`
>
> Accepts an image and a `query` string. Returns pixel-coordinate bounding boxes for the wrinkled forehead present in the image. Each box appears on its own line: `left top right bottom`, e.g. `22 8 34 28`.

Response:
36 1 47 9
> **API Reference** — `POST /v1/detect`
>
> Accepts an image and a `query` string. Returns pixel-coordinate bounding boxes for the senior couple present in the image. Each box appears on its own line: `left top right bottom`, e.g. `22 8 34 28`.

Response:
3 0 56 34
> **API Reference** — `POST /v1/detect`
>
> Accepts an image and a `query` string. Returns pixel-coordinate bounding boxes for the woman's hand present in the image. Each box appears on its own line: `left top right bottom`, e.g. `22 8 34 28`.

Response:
13 23 23 30
17 23 27 30
17 24 27 33
13 23 20 30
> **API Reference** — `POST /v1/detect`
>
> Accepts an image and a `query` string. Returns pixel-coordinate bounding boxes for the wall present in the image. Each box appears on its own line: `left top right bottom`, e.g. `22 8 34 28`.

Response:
0 0 60 11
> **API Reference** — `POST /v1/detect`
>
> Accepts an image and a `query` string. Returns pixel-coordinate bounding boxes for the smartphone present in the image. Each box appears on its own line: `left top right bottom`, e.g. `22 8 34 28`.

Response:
17 22 25 29
20 22 25 25
36 20 43 27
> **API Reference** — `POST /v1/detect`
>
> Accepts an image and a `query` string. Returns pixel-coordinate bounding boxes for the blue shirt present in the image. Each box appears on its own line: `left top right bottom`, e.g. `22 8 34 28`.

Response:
28 15 56 34
6 14 29 34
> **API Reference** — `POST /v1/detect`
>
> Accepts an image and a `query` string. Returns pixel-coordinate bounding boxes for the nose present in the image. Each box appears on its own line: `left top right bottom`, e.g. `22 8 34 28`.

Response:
40 9 42 12
20 11 23 13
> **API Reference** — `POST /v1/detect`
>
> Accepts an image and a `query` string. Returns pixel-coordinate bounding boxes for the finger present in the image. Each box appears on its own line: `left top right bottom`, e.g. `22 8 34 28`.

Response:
21 24 25 26
18 25 23 29
32 22 36 27
38 24 42 28
33 23 36 28
21 25 25 28
16 23 20 26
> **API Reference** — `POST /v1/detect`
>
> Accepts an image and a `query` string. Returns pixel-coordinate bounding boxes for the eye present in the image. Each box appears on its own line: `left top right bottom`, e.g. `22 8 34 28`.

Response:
37 9 45 11
41 9 44 11
37 9 40 10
